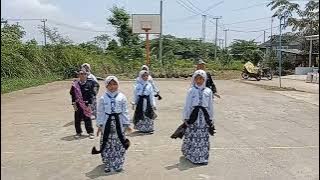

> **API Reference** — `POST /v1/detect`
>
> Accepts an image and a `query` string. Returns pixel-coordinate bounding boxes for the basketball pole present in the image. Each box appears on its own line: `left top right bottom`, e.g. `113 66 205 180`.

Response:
159 0 163 67
144 29 151 66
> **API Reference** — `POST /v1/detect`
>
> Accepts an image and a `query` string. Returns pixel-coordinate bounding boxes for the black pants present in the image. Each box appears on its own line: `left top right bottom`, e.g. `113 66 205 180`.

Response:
74 107 94 134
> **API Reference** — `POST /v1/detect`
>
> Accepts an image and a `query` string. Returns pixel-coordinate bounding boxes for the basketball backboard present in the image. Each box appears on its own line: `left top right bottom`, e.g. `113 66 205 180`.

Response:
132 14 161 34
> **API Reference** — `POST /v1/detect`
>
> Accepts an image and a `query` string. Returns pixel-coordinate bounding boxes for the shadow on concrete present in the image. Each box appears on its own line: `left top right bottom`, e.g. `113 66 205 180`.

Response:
127 131 154 137
63 121 74 127
165 156 202 171
63 120 95 127
85 164 123 179
60 135 88 141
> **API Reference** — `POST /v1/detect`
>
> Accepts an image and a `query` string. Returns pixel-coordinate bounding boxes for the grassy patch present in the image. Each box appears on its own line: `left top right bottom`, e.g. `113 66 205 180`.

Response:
213 70 242 80
1 75 62 94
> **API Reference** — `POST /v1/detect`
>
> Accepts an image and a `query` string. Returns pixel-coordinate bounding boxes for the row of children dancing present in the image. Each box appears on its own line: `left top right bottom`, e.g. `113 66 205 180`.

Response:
69 62 217 173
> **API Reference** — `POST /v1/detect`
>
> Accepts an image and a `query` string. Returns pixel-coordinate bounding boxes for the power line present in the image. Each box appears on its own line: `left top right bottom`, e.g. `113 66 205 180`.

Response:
224 16 271 25
228 26 280 33
176 0 200 15
203 1 224 13
253 33 265 42
184 0 203 13
4 18 48 45
48 20 114 33
4 18 114 33
6 18 45 21
167 14 199 22
231 2 268 12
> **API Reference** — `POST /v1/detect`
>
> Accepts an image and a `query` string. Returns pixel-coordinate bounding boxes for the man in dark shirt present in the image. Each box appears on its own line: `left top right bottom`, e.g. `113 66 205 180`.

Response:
196 58 221 98
70 68 96 139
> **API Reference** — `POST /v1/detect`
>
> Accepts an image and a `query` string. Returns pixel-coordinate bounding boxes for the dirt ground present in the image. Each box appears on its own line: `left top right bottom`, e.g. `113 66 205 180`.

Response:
1 79 319 180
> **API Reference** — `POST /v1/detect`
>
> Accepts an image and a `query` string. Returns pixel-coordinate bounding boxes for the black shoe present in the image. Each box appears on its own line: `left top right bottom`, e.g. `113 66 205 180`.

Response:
199 162 208 165
115 169 122 172
104 168 111 173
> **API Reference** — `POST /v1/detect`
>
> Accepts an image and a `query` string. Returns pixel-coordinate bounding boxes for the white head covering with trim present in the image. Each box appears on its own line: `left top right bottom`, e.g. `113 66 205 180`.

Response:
104 76 120 95
141 65 149 72
105 76 119 86
81 63 91 72
192 70 207 89
138 70 149 84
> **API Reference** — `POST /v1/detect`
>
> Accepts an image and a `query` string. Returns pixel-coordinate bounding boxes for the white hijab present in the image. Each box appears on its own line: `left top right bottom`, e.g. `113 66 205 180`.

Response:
105 76 119 96
137 70 149 85
141 65 149 72
82 63 92 75
192 70 207 89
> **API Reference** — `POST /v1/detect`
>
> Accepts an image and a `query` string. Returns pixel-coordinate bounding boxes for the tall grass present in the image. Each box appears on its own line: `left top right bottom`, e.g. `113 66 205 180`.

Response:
1 75 62 94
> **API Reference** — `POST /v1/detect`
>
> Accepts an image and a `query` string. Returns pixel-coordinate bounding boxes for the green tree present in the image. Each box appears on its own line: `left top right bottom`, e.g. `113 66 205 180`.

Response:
268 0 319 36
229 39 261 63
39 26 73 45
106 39 119 51
89 34 110 49
107 6 140 46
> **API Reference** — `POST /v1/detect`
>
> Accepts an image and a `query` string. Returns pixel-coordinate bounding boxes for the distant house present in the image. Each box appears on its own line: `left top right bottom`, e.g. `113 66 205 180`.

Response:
259 35 319 68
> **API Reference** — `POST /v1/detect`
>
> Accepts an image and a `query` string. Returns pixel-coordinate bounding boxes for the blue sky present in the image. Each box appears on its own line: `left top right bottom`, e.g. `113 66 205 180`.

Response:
1 0 307 46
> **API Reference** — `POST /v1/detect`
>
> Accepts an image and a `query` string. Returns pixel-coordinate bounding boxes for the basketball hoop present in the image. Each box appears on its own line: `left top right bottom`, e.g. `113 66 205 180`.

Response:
132 14 161 67
141 21 152 32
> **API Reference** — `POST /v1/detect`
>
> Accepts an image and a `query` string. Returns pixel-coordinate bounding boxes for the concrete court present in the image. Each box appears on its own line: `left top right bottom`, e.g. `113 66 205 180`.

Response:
1 79 319 180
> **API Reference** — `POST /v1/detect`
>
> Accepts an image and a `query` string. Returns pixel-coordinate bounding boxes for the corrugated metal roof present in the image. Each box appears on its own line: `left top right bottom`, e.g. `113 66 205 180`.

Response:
280 49 304 54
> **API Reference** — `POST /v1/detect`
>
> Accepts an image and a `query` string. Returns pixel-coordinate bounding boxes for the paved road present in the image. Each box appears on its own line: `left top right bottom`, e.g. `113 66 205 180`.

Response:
1 80 319 180
241 77 319 94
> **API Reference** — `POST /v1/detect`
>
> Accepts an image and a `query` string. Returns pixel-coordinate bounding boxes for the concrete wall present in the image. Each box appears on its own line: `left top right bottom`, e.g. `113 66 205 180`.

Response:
295 67 315 75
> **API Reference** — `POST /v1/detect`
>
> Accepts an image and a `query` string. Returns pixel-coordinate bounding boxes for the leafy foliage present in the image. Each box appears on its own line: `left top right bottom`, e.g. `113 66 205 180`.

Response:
268 0 319 35
107 6 140 46
229 40 263 65
1 6 246 93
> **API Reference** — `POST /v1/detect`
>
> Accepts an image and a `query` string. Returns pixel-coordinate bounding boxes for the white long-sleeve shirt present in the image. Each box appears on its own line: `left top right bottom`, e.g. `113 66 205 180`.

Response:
134 81 156 111
96 92 130 131
182 86 213 124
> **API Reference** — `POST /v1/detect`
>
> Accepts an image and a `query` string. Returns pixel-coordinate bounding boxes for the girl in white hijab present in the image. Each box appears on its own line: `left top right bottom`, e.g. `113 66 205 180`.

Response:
136 65 160 97
133 70 157 133
82 63 98 82
93 76 132 173
178 70 215 165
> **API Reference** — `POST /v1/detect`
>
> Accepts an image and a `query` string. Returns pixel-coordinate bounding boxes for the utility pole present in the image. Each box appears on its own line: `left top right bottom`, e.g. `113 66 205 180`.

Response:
278 13 289 88
224 29 229 49
6 18 48 45
159 0 163 66
41 19 47 46
201 14 207 42
211 16 222 60
270 17 273 56
263 30 266 43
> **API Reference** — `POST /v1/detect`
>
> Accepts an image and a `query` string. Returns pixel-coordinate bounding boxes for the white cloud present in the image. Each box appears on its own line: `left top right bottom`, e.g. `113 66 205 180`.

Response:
1 0 115 43
4 0 60 18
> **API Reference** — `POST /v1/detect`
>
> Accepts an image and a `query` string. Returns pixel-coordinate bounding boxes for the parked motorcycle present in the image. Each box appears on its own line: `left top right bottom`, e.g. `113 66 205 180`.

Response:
241 67 261 81
261 68 273 80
